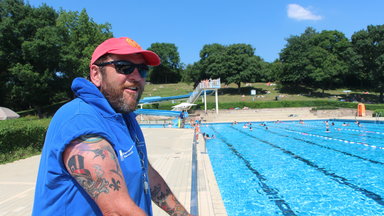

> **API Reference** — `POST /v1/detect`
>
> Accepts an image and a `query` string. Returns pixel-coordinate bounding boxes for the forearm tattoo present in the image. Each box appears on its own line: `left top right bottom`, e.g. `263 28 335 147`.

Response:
151 184 189 216
66 135 123 200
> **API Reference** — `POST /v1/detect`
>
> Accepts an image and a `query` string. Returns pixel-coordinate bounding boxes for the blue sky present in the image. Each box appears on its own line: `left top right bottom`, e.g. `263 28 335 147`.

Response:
28 0 384 65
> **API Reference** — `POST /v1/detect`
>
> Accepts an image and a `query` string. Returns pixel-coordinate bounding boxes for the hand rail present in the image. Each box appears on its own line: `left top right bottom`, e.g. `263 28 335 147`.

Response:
187 78 221 104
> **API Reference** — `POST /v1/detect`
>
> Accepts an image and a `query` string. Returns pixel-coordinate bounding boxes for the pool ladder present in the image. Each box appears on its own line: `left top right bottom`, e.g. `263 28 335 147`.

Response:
375 112 381 122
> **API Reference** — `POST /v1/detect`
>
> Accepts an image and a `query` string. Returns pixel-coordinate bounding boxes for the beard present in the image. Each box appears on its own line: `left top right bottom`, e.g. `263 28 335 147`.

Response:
100 81 143 113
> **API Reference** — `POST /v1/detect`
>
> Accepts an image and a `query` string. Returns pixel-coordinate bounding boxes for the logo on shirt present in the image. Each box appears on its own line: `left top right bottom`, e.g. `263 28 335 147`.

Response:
119 145 134 161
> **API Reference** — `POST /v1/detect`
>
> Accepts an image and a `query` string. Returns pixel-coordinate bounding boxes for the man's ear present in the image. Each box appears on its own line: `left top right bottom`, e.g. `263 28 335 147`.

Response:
89 65 102 87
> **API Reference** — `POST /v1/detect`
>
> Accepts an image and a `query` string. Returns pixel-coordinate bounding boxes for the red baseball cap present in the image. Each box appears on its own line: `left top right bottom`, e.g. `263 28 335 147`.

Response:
90 37 161 66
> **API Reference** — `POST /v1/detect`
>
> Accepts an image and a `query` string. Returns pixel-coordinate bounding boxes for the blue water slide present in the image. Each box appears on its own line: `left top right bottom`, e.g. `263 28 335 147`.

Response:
136 89 214 117
139 93 192 104
139 90 214 104
134 109 182 117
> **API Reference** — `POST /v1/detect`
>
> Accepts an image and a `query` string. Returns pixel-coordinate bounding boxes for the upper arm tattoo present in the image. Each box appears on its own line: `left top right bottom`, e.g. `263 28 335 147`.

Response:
65 135 123 200
67 155 109 199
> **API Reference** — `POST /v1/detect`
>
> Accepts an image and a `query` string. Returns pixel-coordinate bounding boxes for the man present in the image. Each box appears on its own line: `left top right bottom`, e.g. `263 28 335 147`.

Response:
179 111 185 128
33 37 191 216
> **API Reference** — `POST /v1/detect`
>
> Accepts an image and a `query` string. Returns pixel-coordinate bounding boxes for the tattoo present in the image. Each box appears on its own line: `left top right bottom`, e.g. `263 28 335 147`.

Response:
73 135 123 178
67 155 110 200
151 184 189 216
90 149 107 159
94 164 104 177
79 135 104 143
151 184 168 201
110 169 123 178
108 151 123 179
109 178 121 191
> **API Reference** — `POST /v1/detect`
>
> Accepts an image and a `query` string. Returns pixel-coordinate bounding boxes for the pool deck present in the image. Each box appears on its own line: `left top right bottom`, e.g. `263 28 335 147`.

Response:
197 107 380 123
0 128 227 216
0 107 381 215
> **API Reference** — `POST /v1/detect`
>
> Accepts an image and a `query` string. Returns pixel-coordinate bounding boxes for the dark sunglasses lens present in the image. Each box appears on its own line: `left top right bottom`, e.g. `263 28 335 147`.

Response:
139 65 149 78
117 64 135 75
139 70 147 78
114 62 148 78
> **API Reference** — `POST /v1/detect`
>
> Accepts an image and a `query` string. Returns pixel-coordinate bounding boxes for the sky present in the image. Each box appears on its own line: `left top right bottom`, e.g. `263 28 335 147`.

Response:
27 0 384 65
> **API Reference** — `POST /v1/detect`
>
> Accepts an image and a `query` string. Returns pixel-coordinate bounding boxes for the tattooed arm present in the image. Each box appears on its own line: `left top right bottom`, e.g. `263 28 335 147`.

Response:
148 163 191 216
63 135 146 216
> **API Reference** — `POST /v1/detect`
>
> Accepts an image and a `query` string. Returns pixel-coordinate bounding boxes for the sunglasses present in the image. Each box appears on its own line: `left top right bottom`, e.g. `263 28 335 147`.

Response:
95 60 149 78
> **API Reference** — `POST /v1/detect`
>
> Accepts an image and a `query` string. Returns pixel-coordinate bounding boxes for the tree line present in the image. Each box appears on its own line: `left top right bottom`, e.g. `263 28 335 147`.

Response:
1 0 383 115
0 0 112 115
183 26 384 103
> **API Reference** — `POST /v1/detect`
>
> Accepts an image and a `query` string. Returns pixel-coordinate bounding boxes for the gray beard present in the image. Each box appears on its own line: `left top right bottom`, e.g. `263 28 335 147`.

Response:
100 84 142 114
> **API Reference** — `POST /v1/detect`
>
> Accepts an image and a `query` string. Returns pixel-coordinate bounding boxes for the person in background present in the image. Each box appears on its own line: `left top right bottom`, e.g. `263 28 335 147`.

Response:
33 37 192 216
179 111 186 128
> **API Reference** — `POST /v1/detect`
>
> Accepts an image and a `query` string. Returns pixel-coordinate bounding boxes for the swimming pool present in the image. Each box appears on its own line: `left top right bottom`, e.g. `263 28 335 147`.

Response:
201 120 384 215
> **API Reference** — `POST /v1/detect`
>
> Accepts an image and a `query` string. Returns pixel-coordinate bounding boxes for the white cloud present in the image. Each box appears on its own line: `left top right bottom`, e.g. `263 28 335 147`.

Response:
287 4 322 21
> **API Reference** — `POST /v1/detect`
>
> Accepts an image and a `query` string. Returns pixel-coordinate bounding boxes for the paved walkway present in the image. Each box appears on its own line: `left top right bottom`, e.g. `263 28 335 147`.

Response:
0 155 38 215
143 128 226 216
0 128 227 216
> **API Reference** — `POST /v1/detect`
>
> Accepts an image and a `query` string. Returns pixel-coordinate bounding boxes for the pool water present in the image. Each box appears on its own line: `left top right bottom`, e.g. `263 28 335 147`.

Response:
201 120 384 216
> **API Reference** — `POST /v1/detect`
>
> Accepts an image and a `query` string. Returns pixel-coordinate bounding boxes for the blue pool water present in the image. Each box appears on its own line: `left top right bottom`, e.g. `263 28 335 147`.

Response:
201 120 384 216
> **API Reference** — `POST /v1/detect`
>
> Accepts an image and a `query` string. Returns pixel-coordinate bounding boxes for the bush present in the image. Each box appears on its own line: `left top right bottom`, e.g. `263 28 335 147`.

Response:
373 109 384 117
17 100 68 117
0 117 51 164
311 106 340 111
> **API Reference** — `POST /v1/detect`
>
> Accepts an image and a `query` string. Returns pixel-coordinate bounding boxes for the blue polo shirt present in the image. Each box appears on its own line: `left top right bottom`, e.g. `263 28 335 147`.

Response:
32 78 152 215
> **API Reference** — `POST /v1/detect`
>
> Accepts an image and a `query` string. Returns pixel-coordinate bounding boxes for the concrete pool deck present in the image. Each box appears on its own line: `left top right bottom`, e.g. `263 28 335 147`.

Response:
195 107 380 123
0 107 381 215
0 128 227 216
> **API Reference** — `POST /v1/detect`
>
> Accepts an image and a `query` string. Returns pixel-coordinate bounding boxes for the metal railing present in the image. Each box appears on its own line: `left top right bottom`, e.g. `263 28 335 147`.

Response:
375 112 381 122
187 78 221 104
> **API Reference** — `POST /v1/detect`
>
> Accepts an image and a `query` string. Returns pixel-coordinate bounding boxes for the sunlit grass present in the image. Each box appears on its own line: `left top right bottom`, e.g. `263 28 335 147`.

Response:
142 82 380 104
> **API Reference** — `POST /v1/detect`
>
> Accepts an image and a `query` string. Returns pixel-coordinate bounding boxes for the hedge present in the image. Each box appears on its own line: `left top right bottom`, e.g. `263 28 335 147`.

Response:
373 109 384 117
0 117 50 164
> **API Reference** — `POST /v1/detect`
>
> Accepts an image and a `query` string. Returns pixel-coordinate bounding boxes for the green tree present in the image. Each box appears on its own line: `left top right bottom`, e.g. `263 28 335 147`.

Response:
351 24 384 102
247 55 266 82
262 60 282 82
0 0 31 107
147 43 182 83
0 1 112 115
182 62 204 88
305 46 343 93
279 27 351 93
279 27 317 85
193 43 263 89
57 9 112 97
198 43 227 82
223 44 258 89
0 0 60 113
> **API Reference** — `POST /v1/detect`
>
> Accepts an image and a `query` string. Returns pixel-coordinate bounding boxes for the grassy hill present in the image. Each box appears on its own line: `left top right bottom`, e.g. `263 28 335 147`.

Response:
15 81 384 117
142 82 384 112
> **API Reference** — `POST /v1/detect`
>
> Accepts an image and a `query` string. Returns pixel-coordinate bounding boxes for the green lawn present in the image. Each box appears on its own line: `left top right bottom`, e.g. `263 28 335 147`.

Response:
143 82 380 104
